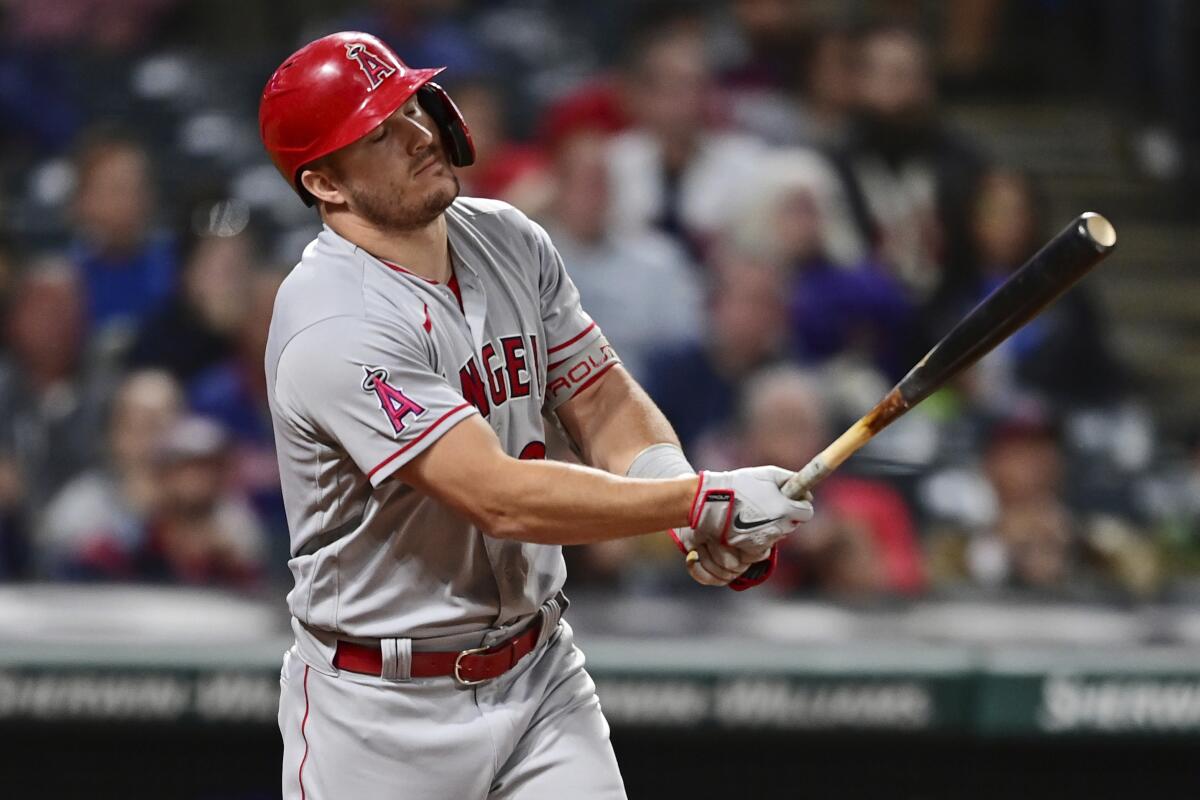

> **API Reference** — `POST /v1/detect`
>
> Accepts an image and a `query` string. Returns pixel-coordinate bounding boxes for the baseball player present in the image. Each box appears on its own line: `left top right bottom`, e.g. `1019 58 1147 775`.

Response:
259 32 814 800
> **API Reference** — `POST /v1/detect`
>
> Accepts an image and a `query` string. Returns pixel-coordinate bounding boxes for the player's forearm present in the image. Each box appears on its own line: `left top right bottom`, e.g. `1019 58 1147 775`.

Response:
556 365 682 475
399 413 696 544
470 457 697 545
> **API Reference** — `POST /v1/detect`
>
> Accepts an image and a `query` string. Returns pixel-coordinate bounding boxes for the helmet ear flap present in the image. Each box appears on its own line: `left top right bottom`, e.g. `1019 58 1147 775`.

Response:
417 82 476 168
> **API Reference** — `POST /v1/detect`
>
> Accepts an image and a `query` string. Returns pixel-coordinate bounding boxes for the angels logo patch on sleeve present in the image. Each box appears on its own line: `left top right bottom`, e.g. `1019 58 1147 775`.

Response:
362 366 427 435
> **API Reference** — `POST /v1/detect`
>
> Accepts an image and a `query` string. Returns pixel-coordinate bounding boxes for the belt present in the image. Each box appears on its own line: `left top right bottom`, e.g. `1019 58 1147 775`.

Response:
334 620 543 686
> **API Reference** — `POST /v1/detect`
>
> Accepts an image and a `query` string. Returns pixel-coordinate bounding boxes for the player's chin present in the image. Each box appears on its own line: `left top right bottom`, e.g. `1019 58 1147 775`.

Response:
425 171 460 209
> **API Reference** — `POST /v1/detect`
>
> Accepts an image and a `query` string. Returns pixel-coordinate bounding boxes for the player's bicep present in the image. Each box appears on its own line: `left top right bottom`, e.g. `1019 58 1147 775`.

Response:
275 319 478 487
555 363 679 474
555 361 630 448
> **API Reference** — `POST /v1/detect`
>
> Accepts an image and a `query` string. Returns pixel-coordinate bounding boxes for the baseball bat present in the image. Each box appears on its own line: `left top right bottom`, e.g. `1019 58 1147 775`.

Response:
687 211 1117 568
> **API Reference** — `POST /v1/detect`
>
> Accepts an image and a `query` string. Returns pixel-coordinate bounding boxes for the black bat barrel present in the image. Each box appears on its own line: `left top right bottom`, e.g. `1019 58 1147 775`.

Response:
896 212 1117 408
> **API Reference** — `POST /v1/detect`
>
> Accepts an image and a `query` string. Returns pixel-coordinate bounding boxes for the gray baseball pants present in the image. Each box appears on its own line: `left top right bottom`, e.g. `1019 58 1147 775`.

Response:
278 620 627 799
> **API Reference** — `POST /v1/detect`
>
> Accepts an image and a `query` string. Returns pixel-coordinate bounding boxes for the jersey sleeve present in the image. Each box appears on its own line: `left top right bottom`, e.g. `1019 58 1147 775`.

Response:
527 219 621 410
274 315 478 487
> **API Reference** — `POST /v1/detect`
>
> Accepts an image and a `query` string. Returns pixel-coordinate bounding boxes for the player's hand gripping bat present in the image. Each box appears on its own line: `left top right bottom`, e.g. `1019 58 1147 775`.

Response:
688 212 1117 573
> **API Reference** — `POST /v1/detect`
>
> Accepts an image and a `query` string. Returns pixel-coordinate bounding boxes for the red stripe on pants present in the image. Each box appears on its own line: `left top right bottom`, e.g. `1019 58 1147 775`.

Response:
299 665 311 800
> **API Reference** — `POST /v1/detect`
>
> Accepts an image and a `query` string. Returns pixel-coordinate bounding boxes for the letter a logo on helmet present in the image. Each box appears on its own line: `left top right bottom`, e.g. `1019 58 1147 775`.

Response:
344 42 396 91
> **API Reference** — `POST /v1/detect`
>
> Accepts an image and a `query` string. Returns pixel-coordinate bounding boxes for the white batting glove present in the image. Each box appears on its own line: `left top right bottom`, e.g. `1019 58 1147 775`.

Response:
624 446 809 590
689 467 814 550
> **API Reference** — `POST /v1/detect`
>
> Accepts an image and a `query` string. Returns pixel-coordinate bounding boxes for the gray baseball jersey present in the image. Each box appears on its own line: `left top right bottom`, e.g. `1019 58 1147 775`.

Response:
266 197 618 642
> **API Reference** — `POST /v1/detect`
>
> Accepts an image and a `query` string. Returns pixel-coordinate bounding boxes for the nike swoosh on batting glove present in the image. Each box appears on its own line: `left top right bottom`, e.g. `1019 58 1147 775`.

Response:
689 466 814 549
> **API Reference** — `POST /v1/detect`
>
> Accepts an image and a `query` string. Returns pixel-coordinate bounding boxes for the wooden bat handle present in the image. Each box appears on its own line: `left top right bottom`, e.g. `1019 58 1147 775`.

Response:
780 417 874 499
782 387 909 499
685 389 908 567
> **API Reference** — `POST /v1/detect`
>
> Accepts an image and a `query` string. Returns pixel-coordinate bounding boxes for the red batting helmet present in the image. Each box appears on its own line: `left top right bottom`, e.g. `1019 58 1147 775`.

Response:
258 31 475 206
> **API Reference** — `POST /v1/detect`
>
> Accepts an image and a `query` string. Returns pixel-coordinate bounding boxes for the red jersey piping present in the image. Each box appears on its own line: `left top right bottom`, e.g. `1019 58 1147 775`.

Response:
547 322 597 354
367 402 474 480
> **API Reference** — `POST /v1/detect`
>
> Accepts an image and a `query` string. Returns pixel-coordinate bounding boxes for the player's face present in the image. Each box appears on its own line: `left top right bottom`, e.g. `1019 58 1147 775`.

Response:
326 95 460 231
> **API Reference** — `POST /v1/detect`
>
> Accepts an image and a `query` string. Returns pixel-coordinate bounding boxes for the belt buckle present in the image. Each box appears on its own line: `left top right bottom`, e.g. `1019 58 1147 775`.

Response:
453 644 492 687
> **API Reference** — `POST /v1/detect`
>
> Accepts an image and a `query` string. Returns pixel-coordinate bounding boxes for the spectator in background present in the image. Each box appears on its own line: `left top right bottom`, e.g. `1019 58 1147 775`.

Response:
928 169 1125 410
798 25 859 147
834 23 985 298
37 370 182 579
136 416 266 588
607 12 765 260
538 76 631 154
727 149 912 379
0 259 110 517
717 0 811 144
924 412 1159 596
189 271 288 557
924 414 1076 591
644 256 788 458
735 366 925 597
127 201 256 382
188 272 280 448
449 79 552 215
720 0 812 93
69 129 176 340
718 2 855 147
541 132 701 382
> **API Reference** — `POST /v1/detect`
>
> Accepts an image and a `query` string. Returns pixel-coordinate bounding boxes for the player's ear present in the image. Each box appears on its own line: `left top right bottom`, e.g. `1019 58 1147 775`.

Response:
299 166 345 206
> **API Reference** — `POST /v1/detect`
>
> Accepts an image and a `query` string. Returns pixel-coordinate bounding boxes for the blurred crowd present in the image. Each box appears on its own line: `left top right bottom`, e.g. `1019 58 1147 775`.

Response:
0 0 1197 602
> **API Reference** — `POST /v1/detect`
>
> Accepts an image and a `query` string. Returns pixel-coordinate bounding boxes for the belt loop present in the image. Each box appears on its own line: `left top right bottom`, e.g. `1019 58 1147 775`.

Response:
536 595 563 649
381 637 412 682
